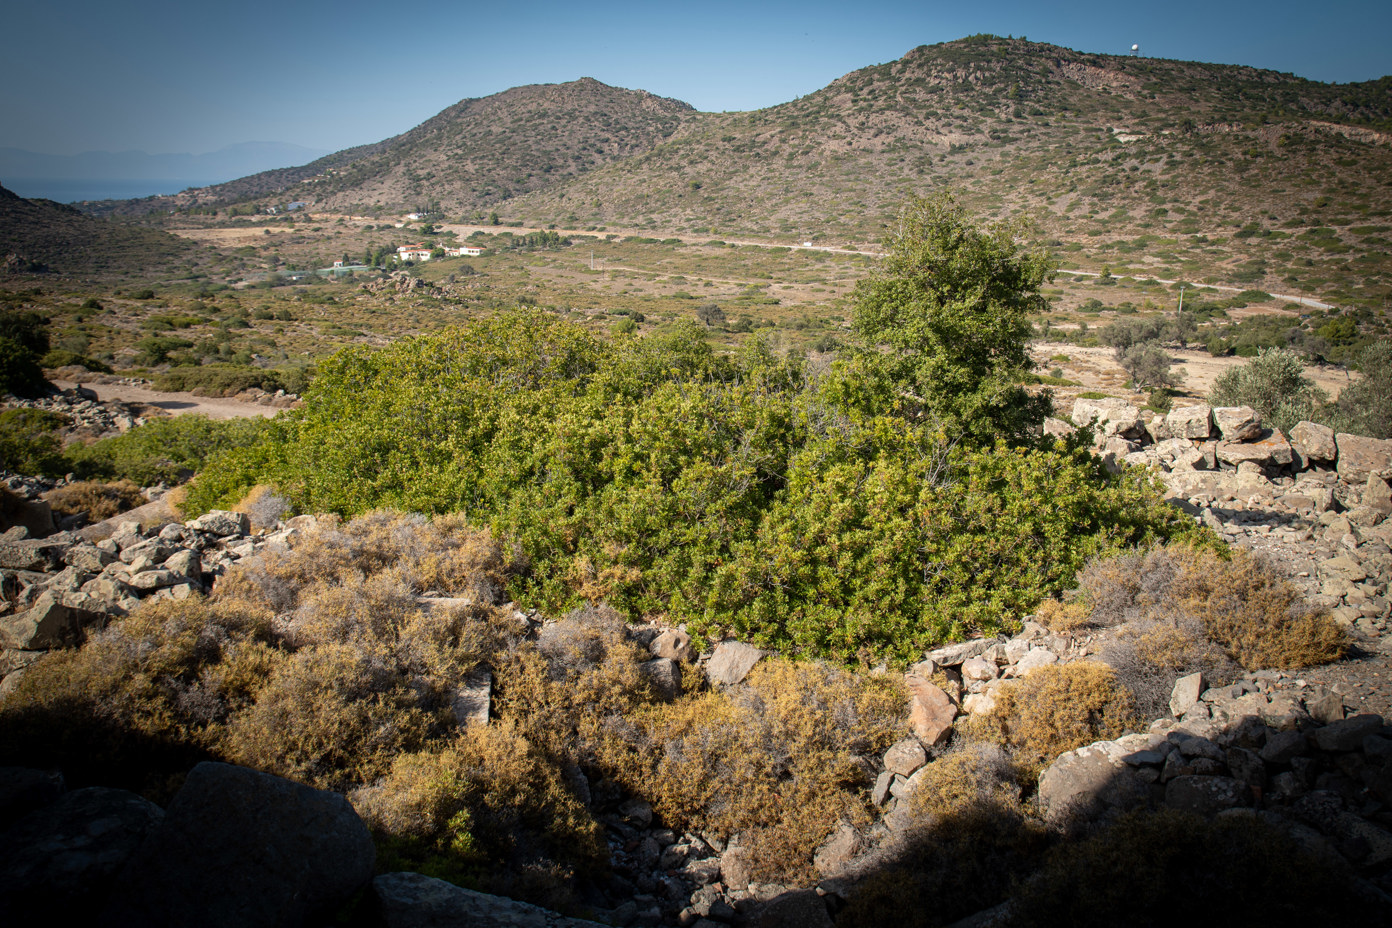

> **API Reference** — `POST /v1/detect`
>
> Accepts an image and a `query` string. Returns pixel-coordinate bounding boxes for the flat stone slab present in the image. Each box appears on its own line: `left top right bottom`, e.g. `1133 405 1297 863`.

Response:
706 641 765 686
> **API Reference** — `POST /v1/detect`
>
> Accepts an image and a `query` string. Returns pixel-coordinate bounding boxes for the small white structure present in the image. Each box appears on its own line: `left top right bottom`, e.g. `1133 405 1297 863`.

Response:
397 243 434 261
444 244 484 257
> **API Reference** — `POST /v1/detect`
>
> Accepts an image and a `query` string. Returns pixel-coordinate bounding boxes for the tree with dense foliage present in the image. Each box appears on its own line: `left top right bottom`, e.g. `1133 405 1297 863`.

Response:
1327 339 1391 439
847 193 1054 444
0 310 51 397
1208 347 1328 433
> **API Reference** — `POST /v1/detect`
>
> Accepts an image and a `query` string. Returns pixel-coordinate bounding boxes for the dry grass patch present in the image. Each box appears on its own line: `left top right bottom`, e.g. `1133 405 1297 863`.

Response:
592 659 905 884
42 479 146 522
973 662 1138 772
351 721 606 915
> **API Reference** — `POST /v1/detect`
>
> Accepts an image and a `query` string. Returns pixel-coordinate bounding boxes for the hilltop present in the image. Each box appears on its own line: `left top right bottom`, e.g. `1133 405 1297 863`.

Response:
87 78 692 220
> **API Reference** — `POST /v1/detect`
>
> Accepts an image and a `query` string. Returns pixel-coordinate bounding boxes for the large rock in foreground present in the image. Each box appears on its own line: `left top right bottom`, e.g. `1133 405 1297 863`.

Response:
1335 433 1392 483
0 787 164 923
373 871 610 927
103 762 375 928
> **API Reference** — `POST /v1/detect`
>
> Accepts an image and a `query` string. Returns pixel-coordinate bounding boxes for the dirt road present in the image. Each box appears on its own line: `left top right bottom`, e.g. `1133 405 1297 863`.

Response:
52 381 283 420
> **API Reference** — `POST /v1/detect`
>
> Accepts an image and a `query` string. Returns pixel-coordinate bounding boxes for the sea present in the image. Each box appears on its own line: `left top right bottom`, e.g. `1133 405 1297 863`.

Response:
2 178 216 203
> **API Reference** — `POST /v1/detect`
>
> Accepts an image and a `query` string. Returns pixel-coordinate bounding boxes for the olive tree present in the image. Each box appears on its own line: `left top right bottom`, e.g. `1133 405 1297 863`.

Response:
850 194 1054 444
1208 347 1327 433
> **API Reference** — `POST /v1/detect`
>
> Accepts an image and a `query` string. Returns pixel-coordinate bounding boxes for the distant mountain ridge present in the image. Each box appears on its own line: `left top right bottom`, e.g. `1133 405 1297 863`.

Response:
86 78 692 217
0 142 330 186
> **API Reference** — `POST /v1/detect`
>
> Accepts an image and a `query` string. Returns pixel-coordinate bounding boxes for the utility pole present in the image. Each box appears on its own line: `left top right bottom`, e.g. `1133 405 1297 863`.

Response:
1177 284 1186 347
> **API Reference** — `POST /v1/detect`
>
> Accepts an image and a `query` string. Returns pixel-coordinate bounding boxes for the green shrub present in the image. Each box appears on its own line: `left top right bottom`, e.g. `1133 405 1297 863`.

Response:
1326 338 1391 438
39 349 113 373
68 415 266 486
0 310 51 396
1208 347 1327 432
0 408 69 476
187 310 1208 664
152 364 296 397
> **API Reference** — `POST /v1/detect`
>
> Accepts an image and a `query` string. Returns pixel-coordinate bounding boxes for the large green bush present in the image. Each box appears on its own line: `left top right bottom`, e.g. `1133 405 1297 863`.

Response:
0 310 51 397
1327 338 1391 438
70 414 271 486
190 310 1207 664
0 408 69 476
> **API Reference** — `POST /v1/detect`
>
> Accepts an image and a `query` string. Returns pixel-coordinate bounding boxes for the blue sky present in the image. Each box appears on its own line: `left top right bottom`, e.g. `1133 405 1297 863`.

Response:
4 0 1389 158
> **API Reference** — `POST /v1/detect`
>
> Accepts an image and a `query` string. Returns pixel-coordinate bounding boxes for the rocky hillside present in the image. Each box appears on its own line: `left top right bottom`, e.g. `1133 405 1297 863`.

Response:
0 184 204 279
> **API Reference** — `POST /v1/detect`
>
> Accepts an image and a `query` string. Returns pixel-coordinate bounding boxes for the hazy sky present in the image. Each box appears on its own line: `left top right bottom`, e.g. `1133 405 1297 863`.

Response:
4 0 1389 158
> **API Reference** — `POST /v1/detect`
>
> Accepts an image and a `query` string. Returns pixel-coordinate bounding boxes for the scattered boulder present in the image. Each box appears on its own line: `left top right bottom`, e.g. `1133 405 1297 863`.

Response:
1165 403 1212 440
1212 406 1263 442
450 669 491 727
0 592 102 650
1169 672 1206 718
1290 420 1337 462
905 674 957 746
372 871 610 928
1037 742 1152 828
0 787 164 923
706 640 765 686
1335 433 1392 483
884 737 928 777
1215 429 1293 468
650 628 694 662
641 657 683 700
187 510 251 537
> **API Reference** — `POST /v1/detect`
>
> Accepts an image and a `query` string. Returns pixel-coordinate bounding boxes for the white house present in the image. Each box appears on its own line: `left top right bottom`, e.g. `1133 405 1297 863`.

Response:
397 243 434 261
444 244 484 257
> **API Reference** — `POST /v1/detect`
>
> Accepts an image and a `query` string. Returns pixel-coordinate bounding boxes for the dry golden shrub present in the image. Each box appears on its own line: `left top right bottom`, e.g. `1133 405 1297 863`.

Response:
231 484 291 529
908 741 1025 822
0 597 279 793
591 659 905 884
351 721 605 913
219 641 442 790
495 608 655 764
1168 547 1346 670
225 509 518 607
1035 598 1093 632
1065 545 1344 714
839 743 1045 928
976 662 1138 770
43 479 146 521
